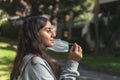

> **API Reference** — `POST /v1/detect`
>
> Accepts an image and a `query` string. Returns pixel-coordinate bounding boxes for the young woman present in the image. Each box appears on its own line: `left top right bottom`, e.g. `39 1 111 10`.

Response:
10 16 83 80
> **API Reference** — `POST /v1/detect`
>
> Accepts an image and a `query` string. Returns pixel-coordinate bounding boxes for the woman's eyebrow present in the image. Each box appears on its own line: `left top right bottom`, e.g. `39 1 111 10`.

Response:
44 27 53 29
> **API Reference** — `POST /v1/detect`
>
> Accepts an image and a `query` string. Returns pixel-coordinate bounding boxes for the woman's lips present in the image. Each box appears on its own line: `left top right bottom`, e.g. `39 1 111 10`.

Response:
50 40 54 43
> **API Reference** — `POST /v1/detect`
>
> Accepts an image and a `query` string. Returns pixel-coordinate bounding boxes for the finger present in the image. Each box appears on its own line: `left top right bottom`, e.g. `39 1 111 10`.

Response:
74 43 78 52
71 43 76 52
78 46 80 52
78 46 82 52
70 46 74 52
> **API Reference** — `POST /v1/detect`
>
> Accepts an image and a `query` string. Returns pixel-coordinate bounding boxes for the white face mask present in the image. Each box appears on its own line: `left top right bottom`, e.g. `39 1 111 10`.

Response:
48 39 72 52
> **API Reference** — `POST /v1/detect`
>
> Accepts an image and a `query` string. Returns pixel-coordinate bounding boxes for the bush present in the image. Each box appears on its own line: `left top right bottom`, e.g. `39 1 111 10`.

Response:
1 20 21 40
67 38 91 54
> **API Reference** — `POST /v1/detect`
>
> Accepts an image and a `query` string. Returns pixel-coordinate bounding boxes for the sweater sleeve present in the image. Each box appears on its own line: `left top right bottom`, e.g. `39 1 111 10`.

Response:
24 56 80 80
59 60 80 80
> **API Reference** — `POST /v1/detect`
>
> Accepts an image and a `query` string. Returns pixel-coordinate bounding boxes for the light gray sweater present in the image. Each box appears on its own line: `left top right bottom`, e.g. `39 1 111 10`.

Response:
18 54 80 80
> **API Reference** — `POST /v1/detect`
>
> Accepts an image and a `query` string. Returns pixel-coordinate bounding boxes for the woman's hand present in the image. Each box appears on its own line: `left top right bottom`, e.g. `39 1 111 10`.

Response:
68 43 83 62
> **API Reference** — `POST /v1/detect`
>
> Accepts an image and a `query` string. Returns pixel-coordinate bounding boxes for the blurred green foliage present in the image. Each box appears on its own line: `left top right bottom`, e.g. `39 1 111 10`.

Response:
1 21 20 39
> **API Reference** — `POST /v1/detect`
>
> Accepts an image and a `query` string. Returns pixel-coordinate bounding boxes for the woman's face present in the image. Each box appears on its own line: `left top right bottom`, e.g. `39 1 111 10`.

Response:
39 21 56 47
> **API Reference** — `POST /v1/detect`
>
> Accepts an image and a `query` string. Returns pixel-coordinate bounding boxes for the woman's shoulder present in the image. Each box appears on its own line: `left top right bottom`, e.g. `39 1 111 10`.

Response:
23 54 47 66
31 56 45 64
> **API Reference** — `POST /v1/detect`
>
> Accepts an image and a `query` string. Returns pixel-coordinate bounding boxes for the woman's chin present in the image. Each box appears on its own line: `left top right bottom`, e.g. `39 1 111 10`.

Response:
47 44 54 47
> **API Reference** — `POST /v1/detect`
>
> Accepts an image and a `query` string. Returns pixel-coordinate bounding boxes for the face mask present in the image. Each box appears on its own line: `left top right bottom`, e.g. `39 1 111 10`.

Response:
48 39 73 52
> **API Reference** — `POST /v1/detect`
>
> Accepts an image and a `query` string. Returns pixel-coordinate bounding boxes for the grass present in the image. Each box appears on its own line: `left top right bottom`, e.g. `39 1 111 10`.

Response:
0 37 120 80
0 37 16 80
80 55 120 75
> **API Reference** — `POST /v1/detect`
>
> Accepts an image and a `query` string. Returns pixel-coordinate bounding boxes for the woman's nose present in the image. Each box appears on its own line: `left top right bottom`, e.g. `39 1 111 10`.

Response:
51 30 56 38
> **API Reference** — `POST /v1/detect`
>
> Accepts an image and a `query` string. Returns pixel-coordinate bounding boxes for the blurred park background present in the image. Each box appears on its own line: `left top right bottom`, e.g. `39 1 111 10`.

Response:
0 0 120 80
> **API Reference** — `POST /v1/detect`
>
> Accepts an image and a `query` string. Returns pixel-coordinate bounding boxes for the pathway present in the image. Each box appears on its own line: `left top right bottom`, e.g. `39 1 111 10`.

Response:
55 59 120 80
77 66 120 80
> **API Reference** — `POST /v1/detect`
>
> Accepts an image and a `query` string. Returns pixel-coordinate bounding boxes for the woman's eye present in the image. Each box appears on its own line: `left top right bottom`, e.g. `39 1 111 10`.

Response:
46 29 51 32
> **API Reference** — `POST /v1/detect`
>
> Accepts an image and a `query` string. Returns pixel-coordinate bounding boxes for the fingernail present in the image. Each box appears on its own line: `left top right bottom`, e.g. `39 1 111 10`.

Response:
74 43 77 45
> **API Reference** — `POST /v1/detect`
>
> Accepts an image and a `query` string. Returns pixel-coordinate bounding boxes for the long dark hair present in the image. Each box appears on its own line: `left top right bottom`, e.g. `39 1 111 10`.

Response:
10 16 58 80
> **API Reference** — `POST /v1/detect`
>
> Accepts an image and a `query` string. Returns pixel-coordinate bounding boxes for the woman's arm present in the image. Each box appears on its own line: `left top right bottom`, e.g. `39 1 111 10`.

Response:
59 60 80 80
59 43 83 80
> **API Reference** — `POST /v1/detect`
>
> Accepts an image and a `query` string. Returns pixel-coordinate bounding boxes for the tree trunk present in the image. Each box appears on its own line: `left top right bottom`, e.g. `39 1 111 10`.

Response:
93 0 100 54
